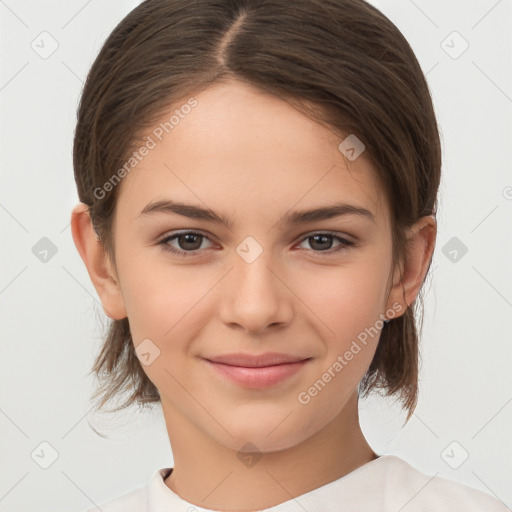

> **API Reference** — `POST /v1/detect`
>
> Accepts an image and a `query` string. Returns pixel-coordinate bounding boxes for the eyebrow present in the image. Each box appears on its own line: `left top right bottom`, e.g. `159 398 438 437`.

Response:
138 199 375 228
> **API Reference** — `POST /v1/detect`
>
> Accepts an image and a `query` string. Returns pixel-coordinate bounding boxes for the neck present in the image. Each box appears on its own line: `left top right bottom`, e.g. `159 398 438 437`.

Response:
162 391 377 511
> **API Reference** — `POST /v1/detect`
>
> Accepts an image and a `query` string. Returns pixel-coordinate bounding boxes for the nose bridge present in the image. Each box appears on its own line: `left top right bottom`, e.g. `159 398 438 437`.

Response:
235 244 276 293
233 237 280 303
219 236 292 332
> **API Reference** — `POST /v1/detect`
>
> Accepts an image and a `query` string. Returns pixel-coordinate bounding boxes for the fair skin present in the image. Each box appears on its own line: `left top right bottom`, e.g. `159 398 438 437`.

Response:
71 80 436 511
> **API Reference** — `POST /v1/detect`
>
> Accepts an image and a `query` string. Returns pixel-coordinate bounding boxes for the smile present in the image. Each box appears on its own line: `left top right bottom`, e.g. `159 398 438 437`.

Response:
202 358 311 389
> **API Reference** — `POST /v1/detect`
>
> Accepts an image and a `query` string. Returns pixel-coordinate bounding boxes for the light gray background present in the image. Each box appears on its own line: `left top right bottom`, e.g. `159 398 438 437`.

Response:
1 1 511 511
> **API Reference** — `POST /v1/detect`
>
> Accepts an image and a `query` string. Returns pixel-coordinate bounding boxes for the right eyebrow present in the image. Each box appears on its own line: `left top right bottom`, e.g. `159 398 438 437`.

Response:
139 199 235 228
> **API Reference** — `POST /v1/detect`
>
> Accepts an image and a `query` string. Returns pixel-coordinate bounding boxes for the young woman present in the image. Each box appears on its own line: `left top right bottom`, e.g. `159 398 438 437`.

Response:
70 0 508 510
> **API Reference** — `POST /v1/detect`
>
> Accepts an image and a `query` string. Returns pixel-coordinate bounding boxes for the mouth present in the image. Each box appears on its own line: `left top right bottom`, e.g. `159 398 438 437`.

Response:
202 353 312 389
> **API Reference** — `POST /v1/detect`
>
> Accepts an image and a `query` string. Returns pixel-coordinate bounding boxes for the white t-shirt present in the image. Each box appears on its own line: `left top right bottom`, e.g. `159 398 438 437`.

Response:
83 454 509 511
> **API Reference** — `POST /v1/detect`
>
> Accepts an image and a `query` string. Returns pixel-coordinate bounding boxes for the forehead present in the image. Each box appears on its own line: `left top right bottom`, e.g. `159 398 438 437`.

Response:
115 80 389 228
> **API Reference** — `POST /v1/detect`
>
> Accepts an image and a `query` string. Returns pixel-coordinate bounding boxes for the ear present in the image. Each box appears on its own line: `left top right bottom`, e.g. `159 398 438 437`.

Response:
385 215 437 317
70 203 127 320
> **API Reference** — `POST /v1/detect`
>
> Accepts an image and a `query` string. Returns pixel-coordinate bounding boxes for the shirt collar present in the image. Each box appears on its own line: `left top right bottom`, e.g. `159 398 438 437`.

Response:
148 455 390 511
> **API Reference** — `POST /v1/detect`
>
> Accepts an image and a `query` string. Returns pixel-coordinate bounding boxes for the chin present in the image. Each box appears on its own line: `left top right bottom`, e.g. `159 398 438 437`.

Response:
215 419 314 455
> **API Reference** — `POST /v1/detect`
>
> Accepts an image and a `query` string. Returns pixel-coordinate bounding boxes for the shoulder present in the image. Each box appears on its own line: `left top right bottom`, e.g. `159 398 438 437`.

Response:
377 455 509 511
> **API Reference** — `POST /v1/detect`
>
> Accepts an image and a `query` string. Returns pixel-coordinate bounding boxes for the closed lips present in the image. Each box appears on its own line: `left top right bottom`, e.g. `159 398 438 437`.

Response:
204 353 310 368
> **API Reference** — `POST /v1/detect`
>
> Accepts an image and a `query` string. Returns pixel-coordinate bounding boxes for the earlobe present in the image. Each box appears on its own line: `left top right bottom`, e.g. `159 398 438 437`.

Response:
70 203 127 320
385 215 437 317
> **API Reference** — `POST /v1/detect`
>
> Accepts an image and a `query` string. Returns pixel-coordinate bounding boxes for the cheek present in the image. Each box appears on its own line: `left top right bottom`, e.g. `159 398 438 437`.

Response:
116 249 214 350
291 264 387 423
117 259 216 392
293 259 390 402
298 259 388 341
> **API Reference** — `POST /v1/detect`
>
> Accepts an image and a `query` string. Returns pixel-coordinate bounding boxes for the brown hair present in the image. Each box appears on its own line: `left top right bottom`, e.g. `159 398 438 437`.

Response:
73 0 441 425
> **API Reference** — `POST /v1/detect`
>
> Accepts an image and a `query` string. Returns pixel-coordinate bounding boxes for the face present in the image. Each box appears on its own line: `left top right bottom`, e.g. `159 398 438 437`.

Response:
105 80 402 453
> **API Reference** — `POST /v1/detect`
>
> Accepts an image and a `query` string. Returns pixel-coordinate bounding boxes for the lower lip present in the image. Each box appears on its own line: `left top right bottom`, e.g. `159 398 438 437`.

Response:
203 359 310 388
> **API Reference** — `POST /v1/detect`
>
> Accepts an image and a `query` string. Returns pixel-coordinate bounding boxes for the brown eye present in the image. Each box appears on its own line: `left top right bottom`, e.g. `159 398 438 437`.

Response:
159 231 213 256
298 233 355 253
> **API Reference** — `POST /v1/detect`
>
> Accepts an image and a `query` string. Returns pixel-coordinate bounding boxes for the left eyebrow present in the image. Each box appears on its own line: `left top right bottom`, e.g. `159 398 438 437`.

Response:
278 202 376 227
138 199 376 229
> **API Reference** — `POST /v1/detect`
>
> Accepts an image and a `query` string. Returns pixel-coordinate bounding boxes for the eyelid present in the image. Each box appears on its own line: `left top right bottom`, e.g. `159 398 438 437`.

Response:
158 229 357 257
298 229 355 243
158 229 217 248
158 229 355 243
294 231 357 254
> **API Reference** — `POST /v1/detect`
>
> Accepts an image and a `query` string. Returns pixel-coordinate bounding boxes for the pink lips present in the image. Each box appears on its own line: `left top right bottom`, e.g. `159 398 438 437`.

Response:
202 352 310 389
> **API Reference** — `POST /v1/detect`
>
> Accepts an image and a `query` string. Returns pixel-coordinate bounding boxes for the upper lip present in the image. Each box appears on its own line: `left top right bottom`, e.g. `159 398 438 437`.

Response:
204 352 310 368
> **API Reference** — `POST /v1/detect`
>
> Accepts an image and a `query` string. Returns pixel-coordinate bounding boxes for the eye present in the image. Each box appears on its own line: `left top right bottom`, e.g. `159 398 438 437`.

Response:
158 230 356 258
159 231 214 256
297 232 355 254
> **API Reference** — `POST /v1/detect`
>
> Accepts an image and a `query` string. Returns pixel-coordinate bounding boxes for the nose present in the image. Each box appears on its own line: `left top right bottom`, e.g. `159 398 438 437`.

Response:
218 248 294 335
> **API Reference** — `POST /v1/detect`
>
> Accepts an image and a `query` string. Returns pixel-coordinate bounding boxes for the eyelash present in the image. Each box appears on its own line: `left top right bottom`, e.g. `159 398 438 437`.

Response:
158 230 356 257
